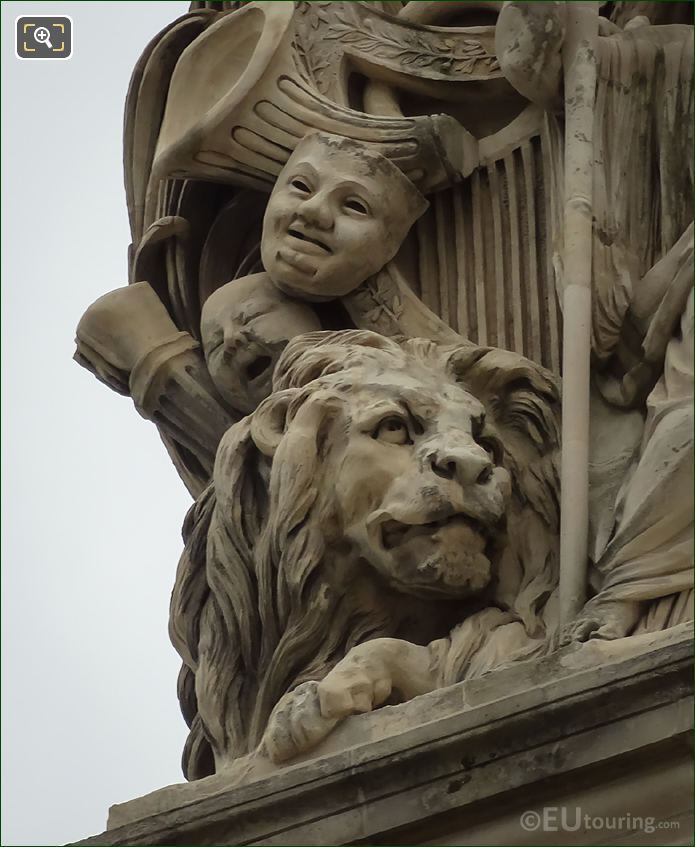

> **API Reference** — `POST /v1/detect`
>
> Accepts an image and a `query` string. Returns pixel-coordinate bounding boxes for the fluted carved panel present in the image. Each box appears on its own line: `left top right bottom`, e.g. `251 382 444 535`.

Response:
414 135 562 374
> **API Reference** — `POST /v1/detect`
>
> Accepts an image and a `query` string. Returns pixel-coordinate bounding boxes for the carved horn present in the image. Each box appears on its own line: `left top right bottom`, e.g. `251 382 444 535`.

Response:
150 0 466 208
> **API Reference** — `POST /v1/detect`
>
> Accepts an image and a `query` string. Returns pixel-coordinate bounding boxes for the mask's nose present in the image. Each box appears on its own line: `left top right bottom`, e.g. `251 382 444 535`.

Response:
429 443 493 487
223 327 246 355
296 193 333 231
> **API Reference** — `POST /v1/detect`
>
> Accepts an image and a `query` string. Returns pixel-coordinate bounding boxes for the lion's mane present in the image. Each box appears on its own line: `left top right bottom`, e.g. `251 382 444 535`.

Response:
170 331 561 779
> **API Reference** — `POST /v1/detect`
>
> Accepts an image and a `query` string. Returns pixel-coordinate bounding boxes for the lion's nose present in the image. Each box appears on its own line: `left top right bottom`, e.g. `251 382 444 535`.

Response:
430 447 493 487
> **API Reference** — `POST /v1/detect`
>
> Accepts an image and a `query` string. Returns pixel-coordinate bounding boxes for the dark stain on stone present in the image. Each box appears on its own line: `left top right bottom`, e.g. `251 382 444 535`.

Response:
446 774 471 794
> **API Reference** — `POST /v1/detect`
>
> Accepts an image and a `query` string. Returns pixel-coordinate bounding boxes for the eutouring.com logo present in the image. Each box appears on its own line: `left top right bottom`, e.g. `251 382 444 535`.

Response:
520 807 681 836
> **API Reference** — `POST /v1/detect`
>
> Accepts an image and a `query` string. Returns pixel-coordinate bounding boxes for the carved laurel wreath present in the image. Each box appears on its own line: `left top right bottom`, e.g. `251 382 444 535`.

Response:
324 7 500 77
295 2 499 88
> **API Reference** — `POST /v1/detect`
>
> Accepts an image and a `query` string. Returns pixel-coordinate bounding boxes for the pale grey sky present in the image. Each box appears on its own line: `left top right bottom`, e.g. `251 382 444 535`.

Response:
1 3 196 844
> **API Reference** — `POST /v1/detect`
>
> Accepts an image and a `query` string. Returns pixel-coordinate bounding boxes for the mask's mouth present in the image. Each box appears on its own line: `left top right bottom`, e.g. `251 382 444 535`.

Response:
214 339 275 385
287 228 332 255
246 354 273 383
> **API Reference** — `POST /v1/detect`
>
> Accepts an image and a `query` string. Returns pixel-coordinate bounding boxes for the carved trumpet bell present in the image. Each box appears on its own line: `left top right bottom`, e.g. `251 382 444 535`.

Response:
152 1 467 197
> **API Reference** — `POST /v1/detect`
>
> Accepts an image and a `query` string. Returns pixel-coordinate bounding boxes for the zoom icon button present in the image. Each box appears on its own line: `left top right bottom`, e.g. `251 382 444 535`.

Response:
16 17 72 60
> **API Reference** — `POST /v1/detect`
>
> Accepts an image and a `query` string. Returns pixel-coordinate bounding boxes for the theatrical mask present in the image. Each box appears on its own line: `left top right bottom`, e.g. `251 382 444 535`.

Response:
200 273 321 414
260 132 428 301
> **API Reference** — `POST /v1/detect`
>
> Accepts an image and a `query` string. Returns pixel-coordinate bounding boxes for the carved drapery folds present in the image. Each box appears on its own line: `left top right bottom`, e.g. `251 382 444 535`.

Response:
74 1 693 781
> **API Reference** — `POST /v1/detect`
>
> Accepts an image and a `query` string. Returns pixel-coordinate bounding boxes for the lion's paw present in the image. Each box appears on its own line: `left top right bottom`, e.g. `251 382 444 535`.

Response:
263 681 339 764
318 646 393 719
262 647 395 763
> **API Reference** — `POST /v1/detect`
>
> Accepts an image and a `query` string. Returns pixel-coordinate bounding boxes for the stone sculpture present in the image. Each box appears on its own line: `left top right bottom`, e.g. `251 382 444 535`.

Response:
260 132 428 301
74 0 693 787
200 274 321 414
171 330 561 775
75 131 430 484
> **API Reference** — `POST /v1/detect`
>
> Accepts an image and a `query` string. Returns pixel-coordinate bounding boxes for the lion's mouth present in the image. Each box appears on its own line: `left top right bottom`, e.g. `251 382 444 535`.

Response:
380 514 489 550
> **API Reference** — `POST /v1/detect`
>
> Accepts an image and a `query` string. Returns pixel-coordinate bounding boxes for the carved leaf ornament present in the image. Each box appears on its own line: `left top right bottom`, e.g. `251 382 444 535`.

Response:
323 10 499 77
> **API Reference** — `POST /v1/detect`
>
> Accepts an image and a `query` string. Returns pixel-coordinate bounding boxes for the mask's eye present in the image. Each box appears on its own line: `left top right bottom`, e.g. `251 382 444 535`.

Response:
290 177 312 194
373 416 411 445
344 197 369 215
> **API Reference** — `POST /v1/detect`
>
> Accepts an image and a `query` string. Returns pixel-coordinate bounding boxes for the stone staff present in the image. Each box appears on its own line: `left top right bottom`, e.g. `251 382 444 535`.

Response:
559 1 600 626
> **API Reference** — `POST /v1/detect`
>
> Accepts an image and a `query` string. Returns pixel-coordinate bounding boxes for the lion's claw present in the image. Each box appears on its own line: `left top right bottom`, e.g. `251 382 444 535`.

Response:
263 645 396 762
263 681 339 763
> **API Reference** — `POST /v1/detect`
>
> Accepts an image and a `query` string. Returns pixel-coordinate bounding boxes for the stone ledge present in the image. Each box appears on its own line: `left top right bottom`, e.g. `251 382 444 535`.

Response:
72 625 693 846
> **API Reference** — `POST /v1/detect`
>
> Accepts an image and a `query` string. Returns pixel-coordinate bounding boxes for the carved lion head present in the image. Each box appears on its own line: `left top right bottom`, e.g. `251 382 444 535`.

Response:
170 330 561 779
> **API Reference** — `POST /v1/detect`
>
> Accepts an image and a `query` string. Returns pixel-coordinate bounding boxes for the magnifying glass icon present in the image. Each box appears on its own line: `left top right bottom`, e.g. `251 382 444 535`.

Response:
34 26 53 49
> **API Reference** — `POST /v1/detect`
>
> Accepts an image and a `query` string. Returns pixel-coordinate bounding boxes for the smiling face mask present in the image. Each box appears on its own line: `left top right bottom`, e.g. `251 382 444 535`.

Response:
261 133 429 302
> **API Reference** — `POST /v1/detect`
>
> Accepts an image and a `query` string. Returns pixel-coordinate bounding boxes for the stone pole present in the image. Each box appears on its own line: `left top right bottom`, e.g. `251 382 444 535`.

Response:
559 1 600 626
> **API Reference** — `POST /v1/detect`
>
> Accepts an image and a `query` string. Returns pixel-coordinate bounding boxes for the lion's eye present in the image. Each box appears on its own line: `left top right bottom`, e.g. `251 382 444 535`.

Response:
290 177 312 194
478 435 503 466
373 417 411 445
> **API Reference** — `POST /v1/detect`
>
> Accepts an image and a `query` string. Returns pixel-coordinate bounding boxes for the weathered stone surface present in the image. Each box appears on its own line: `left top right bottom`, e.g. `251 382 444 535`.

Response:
171 329 563 775
72 626 692 846
72 1 693 840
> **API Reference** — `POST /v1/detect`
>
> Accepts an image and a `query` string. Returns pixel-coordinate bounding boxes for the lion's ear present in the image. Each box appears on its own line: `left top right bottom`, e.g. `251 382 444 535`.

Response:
250 389 301 457
447 345 561 453
448 346 560 406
